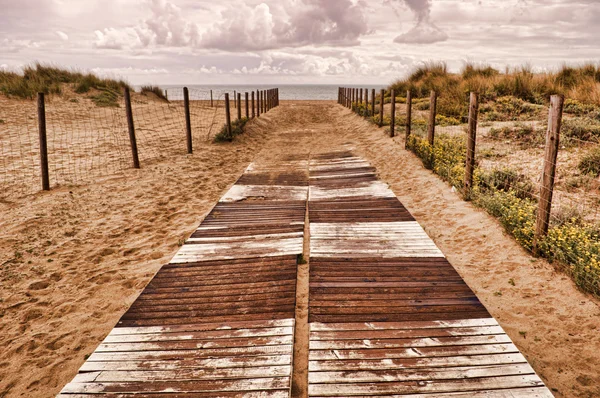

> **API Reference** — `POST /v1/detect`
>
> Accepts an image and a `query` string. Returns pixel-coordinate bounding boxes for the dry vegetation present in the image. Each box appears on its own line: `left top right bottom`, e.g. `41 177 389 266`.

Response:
350 62 600 296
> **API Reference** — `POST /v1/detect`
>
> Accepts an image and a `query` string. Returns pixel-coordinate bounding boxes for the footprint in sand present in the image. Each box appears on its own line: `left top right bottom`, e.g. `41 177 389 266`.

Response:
28 281 50 290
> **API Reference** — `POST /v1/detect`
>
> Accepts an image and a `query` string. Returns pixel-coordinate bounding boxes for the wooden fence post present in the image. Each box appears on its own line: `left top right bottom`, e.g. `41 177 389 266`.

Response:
371 89 375 117
405 90 412 149
379 89 384 127
390 89 396 137
124 87 140 169
256 90 260 117
37 93 50 190
183 87 193 154
533 95 564 254
245 92 249 119
210 89 213 107
233 90 237 108
427 90 437 146
359 88 363 106
251 91 255 118
225 93 232 139
365 89 369 116
237 93 242 121
261 91 264 113
464 92 479 196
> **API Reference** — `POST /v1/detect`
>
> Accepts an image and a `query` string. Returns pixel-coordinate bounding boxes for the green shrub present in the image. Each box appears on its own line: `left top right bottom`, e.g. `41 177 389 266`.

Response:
578 146 600 176
90 88 120 107
436 114 462 126
474 190 536 249
477 168 536 199
214 117 249 142
488 123 545 146
539 223 600 294
562 117 600 142
563 99 599 116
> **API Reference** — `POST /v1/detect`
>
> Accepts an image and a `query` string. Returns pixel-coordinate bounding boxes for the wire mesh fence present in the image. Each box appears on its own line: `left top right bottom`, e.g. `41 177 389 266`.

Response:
340 86 600 296
0 87 274 199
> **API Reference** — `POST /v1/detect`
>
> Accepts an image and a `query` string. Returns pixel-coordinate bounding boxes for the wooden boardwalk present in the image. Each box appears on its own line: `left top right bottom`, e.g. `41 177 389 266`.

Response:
59 156 309 397
59 147 553 397
307 150 553 397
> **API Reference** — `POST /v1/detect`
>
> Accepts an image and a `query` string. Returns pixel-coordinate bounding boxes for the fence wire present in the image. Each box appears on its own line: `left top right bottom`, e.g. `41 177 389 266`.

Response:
0 88 244 199
341 86 600 295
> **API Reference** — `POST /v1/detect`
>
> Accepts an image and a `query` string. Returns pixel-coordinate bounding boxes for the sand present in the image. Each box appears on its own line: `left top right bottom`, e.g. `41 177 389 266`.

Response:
0 100 598 397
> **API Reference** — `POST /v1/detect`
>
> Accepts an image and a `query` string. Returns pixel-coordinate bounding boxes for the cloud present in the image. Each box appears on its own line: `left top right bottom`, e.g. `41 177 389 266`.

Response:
56 31 69 41
111 0 371 52
0 38 41 53
394 19 448 44
393 0 448 44
200 3 276 51
94 0 200 50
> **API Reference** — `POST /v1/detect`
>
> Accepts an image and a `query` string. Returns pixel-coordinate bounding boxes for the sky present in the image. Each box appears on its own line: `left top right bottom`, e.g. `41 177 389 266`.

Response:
1 0 599 85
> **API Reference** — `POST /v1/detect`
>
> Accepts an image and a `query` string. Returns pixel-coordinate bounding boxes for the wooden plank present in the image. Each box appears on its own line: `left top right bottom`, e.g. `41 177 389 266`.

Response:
310 335 512 350
91 365 292 382
81 355 292 371
89 344 294 361
60 391 291 397
109 319 294 336
310 326 504 340
220 185 308 202
308 353 528 371
309 344 521 360
309 363 536 383
61 377 291 393
103 327 294 343
308 374 546 396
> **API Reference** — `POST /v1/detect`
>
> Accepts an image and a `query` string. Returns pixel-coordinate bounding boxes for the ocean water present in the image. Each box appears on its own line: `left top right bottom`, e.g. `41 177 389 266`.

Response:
158 84 385 101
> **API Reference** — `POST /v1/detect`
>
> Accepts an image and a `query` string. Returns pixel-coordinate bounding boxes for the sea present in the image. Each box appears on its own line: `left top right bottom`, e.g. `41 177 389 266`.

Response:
155 84 386 101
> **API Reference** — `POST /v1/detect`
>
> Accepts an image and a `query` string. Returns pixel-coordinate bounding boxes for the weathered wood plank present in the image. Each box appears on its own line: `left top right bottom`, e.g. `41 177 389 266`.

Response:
308 353 528 371
308 374 546 396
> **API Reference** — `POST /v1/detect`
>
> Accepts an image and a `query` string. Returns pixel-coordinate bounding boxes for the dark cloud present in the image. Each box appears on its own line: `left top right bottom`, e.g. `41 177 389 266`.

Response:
393 0 448 44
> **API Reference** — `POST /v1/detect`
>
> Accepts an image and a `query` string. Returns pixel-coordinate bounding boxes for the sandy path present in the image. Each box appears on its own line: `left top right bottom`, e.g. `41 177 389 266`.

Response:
1 101 598 398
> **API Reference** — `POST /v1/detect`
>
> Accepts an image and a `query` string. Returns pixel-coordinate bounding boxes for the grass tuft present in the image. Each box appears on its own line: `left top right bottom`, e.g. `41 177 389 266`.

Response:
214 118 249 142
0 62 130 103
140 85 168 101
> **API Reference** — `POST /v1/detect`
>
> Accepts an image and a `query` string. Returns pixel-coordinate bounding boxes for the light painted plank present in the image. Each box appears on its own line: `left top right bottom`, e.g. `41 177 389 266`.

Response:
310 319 499 331
308 374 546 396
92 365 291 382
97 334 293 352
220 185 308 202
309 344 520 360
308 353 528 371
89 344 293 361
310 222 443 257
170 237 303 263
104 326 294 343
187 232 303 243
310 326 505 340
81 355 292 371
58 392 290 398
309 363 536 383
109 319 294 335
309 335 512 350
61 377 291 393
309 182 395 200
309 387 553 398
